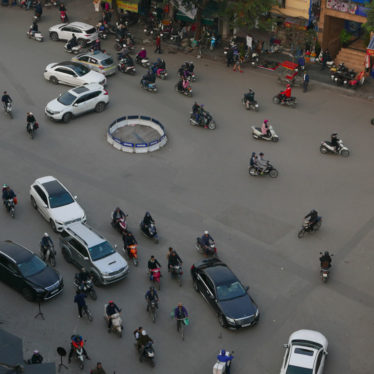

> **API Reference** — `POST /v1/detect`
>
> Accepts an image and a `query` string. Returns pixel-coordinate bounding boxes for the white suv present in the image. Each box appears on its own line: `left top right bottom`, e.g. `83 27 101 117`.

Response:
49 22 98 46
45 83 109 123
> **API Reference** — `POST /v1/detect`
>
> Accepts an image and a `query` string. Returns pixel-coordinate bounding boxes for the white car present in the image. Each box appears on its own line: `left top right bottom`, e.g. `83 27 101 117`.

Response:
44 61 106 87
49 22 98 46
45 83 109 123
280 330 328 374
30 176 86 232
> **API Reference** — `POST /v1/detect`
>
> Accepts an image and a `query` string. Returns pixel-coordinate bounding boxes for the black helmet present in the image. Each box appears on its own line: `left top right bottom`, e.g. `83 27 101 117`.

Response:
324 250 329 256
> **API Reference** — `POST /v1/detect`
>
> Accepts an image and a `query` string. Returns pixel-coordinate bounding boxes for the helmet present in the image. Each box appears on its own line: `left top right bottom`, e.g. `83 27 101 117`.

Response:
2 184 7 188
44 233 49 237
141 47 145 50
200 104 204 108
259 152 264 156
286 84 291 88
324 250 329 256
264 120 269 124
142 330 147 336
251 152 256 156
29 112 33 115
33 350 39 354
109 300 114 304
204 230 209 235
332 133 338 137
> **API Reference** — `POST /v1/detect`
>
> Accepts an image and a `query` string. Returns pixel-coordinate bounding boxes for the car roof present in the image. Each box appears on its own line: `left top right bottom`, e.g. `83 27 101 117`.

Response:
289 345 316 369
34 176 56 185
53 61 88 70
77 51 112 61
70 84 102 95
67 22 95 30
41 179 66 196
0 241 33 264
64 222 106 248
195 258 237 285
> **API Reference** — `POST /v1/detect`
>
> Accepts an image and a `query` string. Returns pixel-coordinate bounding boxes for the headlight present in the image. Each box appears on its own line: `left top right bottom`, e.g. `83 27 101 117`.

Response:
102 271 110 276
55 220 63 225
225 316 236 324
35 288 45 294
255 309 259 317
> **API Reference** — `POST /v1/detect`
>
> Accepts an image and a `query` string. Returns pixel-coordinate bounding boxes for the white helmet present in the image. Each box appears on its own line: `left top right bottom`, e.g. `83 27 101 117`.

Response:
44 233 49 237
204 230 209 235
142 330 147 336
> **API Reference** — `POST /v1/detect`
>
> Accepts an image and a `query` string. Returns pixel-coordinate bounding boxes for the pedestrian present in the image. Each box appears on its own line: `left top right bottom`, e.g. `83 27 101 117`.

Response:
93 0 100 12
226 48 234 67
321 49 328 70
232 50 243 73
74 290 87 318
90 362 106 374
303 71 309 92
155 34 161 54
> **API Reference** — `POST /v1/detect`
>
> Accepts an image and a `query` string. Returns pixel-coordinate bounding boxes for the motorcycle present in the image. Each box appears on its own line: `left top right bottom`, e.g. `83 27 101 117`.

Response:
155 68 168 80
60 10 68 23
147 299 158 323
118 58 136 75
4 198 15 218
149 268 161 290
195 238 217 256
64 42 82 54
70 336 85 370
27 121 38 139
98 28 108 40
297 217 322 238
140 80 157 93
242 98 259 112
140 221 159 243
316 51 334 68
124 244 138 266
251 125 279 142
27 28 43 42
320 139 350 157
189 111 216 130
104 305 123 337
74 274 97 300
319 252 333 283
170 265 183 287
3 102 13 118
273 93 296 108
175 83 192 97
40 243 56 267
213 350 234 374
139 341 155 367
111 215 128 234
248 162 278 178
136 56 150 68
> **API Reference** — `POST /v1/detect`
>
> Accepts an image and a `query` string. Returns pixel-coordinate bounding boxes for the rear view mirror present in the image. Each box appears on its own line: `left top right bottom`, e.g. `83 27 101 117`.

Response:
283 344 289 348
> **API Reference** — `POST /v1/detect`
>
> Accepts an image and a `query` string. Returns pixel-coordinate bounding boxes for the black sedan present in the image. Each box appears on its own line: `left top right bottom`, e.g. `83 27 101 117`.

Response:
191 258 259 328
0 241 63 301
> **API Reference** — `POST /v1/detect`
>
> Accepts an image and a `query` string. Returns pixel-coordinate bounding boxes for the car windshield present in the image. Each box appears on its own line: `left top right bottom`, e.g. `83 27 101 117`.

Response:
72 64 90 76
102 57 113 66
85 27 96 34
216 281 246 301
57 92 77 106
48 188 74 208
286 366 313 374
89 241 115 261
18 255 46 277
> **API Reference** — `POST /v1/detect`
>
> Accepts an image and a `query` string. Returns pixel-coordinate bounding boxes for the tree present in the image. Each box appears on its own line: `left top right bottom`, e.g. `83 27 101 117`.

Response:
363 0 374 33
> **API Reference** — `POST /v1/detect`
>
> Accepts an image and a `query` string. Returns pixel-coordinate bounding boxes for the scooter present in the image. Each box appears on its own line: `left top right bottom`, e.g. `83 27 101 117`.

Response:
27 121 38 139
111 215 128 234
124 244 138 266
136 56 150 68
74 274 97 300
64 42 82 54
320 139 350 157
149 268 161 290
140 80 157 93
3 102 13 118
251 125 279 142
104 305 123 337
40 243 56 267
155 68 168 80
319 252 333 283
242 98 259 111
189 111 216 130
175 83 192 97
60 10 68 23
195 238 217 256
118 58 136 75
248 162 278 178
273 93 296 108
27 28 43 42
297 217 322 238
170 265 183 287
140 221 159 243
139 342 155 367
213 350 234 374
4 199 15 218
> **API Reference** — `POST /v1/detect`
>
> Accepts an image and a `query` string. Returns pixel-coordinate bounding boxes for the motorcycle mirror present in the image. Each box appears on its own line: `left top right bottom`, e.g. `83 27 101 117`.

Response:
283 344 289 348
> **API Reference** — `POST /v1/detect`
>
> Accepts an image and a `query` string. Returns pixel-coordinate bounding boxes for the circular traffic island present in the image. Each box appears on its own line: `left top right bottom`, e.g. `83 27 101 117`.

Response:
107 115 167 153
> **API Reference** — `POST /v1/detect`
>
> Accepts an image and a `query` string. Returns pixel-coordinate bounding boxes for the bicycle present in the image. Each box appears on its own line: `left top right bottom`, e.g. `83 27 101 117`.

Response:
82 305 93 322
176 318 188 340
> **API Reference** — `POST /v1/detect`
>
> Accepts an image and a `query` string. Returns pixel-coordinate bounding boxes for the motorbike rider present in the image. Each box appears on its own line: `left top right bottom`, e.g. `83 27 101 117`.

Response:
122 229 137 256
34 0 42 17
244 88 255 105
68 335 89 363
66 33 78 51
304 209 319 230
174 303 188 332
112 207 127 228
330 133 340 152
249 152 257 167
29 20 39 36
198 230 214 253
1 91 12 111
261 119 271 138
177 78 188 93
192 102 202 123
133 326 143 341
106 301 121 330
77 267 91 285
142 211 155 234
137 329 153 356
168 250 183 271
26 112 36 133
92 38 101 52
28 350 43 364
141 69 155 88
280 84 292 102
319 251 332 269
40 233 53 260
257 152 268 173
217 349 234 374
137 47 147 62
148 255 161 271
2 184 16 207
145 286 159 311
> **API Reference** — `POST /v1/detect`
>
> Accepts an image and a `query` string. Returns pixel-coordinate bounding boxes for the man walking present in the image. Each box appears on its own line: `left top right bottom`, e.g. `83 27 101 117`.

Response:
74 290 87 318
303 71 309 92
90 362 106 374
155 35 161 54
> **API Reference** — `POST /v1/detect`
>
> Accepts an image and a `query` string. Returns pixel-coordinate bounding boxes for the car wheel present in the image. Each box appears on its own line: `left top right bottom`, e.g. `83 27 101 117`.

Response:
95 102 105 113
218 314 227 328
30 196 37 209
193 280 199 292
78 39 86 47
50 220 57 233
50 32 59 41
62 112 72 123
50 76 58 85
22 287 35 302
91 273 102 287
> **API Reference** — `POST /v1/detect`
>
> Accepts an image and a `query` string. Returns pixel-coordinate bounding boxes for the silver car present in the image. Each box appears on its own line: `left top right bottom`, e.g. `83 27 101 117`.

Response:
60 222 128 285
72 51 116 76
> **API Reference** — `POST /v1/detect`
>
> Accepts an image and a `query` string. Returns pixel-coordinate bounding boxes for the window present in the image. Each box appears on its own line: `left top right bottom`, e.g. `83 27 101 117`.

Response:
0 256 18 274
89 241 115 261
102 57 113 66
216 281 246 301
69 239 88 257
75 95 89 104
61 26 73 32
278 0 286 8
89 58 97 64
85 28 96 34
61 230 71 239
55 68 76 77
87 91 101 100
33 185 48 206
294 348 314 356
71 28 82 34
79 56 90 62
199 273 214 295
57 92 77 106
315 351 323 372
18 256 46 277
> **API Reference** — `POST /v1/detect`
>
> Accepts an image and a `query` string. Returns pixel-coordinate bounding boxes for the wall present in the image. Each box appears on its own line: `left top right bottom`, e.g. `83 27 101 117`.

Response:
272 0 311 20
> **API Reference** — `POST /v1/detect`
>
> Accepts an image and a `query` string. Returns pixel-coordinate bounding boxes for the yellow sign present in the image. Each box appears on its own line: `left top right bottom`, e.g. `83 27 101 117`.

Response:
106 0 139 13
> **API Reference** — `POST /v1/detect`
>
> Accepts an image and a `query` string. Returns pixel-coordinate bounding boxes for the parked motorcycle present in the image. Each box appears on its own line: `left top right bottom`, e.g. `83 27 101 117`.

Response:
104 305 123 337
273 93 296 108
170 265 183 287
118 58 136 75
140 221 159 243
124 244 138 266
195 238 217 256
248 162 278 178
242 98 259 111
189 111 216 130
27 28 43 42
140 80 157 93
4 198 15 218
149 268 161 290
175 83 192 97
251 125 279 142
139 342 155 367
320 139 350 157
297 217 322 238
40 242 56 267
64 42 82 54
27 121 38 139
136 55 150 68
74 274 97 300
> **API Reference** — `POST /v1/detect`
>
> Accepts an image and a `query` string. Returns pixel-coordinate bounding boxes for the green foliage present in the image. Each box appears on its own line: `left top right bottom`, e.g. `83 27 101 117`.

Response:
340 29 351 46
363 1 374 32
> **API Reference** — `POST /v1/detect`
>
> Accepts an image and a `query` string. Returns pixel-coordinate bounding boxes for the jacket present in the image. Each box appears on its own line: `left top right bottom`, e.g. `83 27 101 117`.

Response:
74 293 87 307
106 303 120 316
145 290 159 301
148 259 161 270
174 306 188 319
261 122 269 135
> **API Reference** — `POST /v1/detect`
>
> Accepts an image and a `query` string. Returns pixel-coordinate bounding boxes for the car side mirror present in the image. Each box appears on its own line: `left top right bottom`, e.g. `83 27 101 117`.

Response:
324 351 328 355
245 285 250 291
59 93 62 97
283 344 289 348
73 103 78 107
74 195 78 200
114 244 118 249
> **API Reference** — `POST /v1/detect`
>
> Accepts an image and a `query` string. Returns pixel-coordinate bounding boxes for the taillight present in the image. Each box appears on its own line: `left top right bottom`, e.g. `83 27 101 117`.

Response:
104 90 108 95
99 65 104 70
190 265 195 271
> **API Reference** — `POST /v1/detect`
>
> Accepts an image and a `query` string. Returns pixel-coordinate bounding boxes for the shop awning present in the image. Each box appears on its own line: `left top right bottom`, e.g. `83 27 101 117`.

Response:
367 36 374 56
107 0 140 13
174 0 219 24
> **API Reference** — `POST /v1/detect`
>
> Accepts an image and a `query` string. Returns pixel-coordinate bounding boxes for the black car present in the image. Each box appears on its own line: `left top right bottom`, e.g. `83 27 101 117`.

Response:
191 258 259 328
0 241 63 301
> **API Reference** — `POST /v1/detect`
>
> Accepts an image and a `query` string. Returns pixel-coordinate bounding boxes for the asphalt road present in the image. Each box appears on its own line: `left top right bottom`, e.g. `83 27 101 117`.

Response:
1 6 374 374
